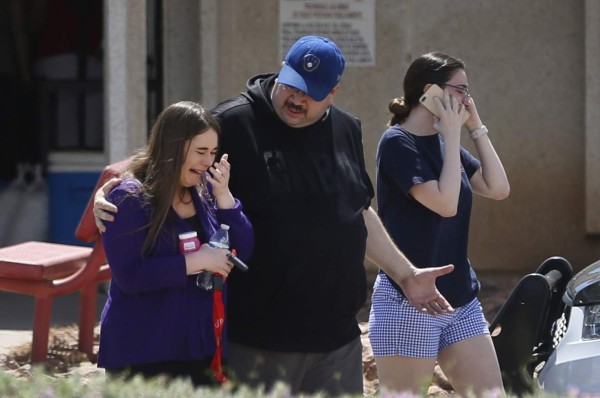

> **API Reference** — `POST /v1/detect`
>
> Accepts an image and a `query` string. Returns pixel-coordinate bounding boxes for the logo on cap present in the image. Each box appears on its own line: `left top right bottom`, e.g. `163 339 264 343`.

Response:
303 54 320 72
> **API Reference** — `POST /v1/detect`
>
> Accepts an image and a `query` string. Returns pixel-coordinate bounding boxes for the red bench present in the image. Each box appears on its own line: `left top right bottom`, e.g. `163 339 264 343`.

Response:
0 159 128 363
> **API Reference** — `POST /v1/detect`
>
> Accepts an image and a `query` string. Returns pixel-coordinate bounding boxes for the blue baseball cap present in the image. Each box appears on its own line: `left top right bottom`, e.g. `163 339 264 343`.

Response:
278 36 345 101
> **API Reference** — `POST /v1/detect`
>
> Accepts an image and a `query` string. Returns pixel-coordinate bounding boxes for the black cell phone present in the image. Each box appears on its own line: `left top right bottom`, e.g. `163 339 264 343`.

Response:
227 253 249 272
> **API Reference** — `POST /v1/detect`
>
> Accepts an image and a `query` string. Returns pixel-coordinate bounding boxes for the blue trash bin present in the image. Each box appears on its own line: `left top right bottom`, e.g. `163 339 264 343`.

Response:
48 171 100 246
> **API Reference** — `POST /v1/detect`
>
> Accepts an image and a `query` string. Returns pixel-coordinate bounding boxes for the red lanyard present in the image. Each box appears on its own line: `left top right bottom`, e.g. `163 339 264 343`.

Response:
211 274 227 383
180 231 228 383
210 248 238 384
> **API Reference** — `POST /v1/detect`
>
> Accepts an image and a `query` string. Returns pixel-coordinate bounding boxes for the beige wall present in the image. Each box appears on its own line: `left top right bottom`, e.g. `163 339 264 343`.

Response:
195 0 600 273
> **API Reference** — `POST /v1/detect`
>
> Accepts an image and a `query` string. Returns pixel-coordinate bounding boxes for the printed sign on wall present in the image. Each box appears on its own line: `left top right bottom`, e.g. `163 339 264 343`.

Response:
280 0 375 67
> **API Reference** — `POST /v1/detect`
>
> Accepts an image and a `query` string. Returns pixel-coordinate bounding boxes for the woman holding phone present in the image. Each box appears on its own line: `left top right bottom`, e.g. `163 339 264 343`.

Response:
368 52 510 396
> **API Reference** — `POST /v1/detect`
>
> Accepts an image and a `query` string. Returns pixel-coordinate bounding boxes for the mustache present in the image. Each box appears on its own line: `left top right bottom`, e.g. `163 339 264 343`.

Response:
285 100 306 113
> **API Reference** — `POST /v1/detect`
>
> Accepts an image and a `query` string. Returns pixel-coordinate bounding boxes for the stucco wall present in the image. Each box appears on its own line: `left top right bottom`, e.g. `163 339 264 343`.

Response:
205 0 600 273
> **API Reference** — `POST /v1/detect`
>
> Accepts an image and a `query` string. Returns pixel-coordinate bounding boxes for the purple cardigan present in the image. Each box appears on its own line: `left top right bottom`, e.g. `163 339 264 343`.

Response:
98 178 254 369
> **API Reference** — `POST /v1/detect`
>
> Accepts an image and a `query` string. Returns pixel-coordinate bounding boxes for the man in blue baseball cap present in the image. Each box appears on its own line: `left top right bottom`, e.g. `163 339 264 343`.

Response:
93 36 454 395
277 35 345 102
269 35 347 129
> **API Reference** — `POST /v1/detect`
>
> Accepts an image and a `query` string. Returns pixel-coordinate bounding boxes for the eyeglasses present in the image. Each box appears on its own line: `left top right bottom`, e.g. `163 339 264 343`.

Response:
279 83 307 98
442 83 471 99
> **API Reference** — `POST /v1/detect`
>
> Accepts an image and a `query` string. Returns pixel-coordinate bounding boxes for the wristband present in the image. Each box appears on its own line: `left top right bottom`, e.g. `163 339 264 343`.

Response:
470 125 488 140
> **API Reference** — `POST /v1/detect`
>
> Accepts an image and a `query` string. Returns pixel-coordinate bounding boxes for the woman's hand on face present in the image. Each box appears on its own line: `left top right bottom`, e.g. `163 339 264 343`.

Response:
433 89 464 139
463 96 484 132
206 153 231 197
187 244 234 276
207 153 236 209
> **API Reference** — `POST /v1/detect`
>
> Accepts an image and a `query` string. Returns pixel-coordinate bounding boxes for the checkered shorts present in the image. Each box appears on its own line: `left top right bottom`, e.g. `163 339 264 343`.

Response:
368 273 489 358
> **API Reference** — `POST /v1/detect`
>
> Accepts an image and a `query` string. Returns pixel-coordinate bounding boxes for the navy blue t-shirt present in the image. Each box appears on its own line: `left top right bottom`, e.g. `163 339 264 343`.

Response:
376 125 481 307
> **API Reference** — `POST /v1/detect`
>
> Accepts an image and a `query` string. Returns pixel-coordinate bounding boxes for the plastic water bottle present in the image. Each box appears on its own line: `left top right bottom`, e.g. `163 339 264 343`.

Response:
197 224 230 290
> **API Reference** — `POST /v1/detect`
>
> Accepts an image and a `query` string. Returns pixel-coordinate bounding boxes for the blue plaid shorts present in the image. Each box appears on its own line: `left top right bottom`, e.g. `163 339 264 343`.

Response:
368 273 489 358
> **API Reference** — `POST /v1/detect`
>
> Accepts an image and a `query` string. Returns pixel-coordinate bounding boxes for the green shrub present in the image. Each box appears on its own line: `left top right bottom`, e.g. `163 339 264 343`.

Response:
0 368 357 398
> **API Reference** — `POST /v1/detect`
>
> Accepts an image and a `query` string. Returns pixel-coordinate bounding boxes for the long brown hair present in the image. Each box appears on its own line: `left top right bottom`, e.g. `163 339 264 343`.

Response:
388 52 466 126
126 101 220 256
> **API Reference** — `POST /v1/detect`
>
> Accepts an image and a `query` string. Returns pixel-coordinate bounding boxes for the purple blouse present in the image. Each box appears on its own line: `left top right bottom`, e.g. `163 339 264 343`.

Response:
98 178 254 369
